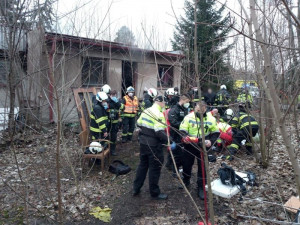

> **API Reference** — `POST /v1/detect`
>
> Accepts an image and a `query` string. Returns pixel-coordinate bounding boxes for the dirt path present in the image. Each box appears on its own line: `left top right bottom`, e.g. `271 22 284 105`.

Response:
0 126 299 224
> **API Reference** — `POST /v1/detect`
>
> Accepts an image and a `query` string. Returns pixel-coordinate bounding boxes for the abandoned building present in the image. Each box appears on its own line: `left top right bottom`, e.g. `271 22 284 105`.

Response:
24 29 183 123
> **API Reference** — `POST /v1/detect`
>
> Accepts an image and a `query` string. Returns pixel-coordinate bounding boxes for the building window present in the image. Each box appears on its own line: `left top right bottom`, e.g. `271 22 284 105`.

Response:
0 59 8 87
157 65 173 88
82 57 107 86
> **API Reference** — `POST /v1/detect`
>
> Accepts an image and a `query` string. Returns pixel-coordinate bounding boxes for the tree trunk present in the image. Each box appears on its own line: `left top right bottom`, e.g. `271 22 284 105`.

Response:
249 0 300 196
194 1 214 224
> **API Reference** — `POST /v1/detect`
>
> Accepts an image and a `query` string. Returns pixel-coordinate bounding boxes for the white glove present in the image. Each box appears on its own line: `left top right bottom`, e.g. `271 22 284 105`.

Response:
241 139 246 145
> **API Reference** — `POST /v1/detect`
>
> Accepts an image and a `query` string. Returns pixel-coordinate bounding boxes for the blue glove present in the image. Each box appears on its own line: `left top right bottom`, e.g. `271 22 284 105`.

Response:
111 96 118 103
171 142 177 151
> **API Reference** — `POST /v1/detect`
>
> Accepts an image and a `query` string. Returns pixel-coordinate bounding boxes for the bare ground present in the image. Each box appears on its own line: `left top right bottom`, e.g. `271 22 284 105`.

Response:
0 123 299 224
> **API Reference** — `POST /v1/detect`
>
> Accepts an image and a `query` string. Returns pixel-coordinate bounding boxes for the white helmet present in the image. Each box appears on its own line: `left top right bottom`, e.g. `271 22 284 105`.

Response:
89 142 103 154
224 109 234 120
126 86 135 93
147 88 158 98
101 84 111 94
95 92 108 102
166 88 175 96
220 85 227 90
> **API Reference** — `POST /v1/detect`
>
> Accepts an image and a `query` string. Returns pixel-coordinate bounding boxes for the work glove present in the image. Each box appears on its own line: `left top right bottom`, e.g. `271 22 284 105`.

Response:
170 142 177 151
182 136 199 144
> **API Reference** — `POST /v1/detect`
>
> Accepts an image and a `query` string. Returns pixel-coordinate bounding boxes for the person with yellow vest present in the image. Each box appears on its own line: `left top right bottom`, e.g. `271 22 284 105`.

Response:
179 101 219 199
121 86 139 143
237 88 253 108
89 92 109 140
133 96 174 200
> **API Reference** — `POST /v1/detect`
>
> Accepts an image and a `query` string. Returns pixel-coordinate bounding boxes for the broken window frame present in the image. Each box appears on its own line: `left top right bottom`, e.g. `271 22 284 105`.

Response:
157 64 174 88
81 57 107 87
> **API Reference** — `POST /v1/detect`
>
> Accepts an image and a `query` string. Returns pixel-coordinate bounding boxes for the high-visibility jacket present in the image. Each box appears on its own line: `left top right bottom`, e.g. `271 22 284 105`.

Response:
90 103 108 139
237 93 253 104
137 103 170 146
217 122 233 146
230 111 259 130
179 112 219 138
122 95 138 116
215 89 231 106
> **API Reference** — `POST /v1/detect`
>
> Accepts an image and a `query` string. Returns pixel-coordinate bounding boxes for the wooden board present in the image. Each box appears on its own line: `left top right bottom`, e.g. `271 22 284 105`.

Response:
73 87 99 131
284 196 300 213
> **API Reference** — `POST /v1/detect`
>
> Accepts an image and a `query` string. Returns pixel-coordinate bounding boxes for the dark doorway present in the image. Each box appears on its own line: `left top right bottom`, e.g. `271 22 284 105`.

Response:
122 61 136 96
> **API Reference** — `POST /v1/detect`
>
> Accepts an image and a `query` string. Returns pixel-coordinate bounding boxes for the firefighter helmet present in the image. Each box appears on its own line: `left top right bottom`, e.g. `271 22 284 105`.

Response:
224 108 234 120
100 84 111 94
95 92 108 102
89 142 103 154
147 88 158 98
220 85 227 90
126 86 135 93
166 88 175 96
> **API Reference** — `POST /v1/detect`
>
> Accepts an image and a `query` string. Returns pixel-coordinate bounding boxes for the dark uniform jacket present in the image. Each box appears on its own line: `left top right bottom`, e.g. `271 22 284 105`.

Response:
168 103 188 142
90 102 108 138
204 92 216 106
107 97 121 123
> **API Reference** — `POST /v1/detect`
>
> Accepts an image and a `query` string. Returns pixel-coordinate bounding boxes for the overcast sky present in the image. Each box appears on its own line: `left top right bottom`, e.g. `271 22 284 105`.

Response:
55 0 240 51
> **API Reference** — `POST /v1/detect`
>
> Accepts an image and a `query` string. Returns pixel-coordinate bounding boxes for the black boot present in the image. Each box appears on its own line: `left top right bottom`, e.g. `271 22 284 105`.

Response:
246 146 253 155
151 193 168 200
127 135 132 142
132 189 140 196
198 187 205 200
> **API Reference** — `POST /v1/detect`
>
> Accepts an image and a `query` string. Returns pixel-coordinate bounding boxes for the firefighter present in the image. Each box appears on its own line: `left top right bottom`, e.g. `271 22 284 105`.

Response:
101 85 121 156
215 85 231 116
168 94 191 175
164 88 175 109
188 87 205 110
89 92 109 140
133 96 174 200
237 88 253 108
179 101 220 199
223 105 259 160
140 88 158 112
121 86 139 143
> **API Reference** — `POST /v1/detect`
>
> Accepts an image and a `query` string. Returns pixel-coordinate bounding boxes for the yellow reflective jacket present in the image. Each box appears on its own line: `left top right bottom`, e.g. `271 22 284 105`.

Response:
137 103 169 146
179 112 219 138
237 93 253 104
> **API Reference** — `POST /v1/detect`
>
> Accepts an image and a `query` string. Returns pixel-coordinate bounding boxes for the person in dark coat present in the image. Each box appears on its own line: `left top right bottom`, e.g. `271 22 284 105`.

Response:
168 94 191 175
204 88 216 109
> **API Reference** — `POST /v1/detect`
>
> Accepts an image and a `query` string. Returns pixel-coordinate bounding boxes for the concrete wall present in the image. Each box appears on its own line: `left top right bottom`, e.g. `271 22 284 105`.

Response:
108 60 122 97
136 63 158 98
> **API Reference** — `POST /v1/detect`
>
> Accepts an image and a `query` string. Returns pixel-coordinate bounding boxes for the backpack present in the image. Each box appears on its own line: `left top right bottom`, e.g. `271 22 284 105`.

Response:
108 160 131 176
217 163 247 195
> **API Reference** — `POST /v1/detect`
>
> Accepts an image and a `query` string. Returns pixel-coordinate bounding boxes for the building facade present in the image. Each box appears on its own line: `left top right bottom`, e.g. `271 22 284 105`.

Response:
26 30 183 122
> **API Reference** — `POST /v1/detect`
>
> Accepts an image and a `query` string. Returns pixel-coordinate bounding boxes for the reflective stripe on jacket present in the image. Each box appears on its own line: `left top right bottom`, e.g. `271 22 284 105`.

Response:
179 112 219 138
137 103 169 146
123 95 138 114
230 112 258 129
90 104 108 134
237 93 253 103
